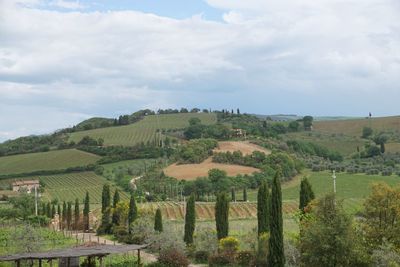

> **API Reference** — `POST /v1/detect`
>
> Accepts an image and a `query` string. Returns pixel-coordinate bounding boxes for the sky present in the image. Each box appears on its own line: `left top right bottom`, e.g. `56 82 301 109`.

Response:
0 0 400 142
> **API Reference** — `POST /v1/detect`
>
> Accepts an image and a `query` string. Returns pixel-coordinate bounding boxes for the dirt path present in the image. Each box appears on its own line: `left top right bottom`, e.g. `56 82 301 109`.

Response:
67 231 157 264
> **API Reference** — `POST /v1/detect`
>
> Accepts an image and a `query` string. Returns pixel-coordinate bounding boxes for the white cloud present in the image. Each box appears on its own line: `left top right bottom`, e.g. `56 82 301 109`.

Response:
49 0 84 9
0 0 399 140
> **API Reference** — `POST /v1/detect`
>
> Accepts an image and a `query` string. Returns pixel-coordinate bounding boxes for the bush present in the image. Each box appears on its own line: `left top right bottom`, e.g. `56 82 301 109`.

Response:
158 248 189 267
236 250 255 267
208 252 235 266
219 236 239 253
194 250 209 264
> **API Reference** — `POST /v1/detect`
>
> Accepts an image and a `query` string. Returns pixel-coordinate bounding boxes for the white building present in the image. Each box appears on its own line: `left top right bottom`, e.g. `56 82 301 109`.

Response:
12 180 39 194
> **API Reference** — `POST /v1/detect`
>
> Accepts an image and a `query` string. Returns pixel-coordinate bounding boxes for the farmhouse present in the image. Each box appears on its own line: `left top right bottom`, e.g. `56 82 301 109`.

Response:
12 180 39 194
232 128 246 138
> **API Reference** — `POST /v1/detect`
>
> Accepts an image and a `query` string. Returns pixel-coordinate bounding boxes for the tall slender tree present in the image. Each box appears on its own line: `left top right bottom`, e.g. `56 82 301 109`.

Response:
243 188 248 202
154 208 163 232
299 177 315 213
184 194 196 245
46 202 51 218
62 201 67 223
51 204 56 218
112 189 120 225
101 184 111 213
215 193 229 240
128 193 138 234
231 188 236 202
83 191 90 231
257 181 270 235
268 170 285 267
74 198 80 230
67 202 72 230
41 203 46 216
57 204 61 216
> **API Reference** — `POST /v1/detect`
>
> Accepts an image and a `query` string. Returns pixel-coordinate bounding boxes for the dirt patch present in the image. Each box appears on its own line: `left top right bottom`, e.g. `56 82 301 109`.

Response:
164 157 260 180
214 141 270 156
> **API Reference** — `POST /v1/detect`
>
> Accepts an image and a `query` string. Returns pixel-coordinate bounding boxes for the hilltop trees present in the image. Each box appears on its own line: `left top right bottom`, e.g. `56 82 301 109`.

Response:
257 181 270 235
268 171 285 267
215 193 229 240
303 116 313 131
184 194 196 245
299 178 315 213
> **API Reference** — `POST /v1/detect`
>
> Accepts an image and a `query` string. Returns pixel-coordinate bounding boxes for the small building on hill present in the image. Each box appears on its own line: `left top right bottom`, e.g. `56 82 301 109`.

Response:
232 128 247 138
12 180 39 194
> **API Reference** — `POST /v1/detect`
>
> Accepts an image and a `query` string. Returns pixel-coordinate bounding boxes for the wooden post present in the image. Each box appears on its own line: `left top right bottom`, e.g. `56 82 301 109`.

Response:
137 249 141 266
16 260 20 267
49 259 53 267
38 259 42 267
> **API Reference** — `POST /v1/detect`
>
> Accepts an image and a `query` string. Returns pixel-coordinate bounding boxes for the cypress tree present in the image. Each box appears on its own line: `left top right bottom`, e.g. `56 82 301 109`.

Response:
112 189 120 225
128 193 138 234
46 202 51 218
74 198 80 230
154 208 163 232
231 188 236 202
299 177 315 212
57 204 61 216
83 191 90 231
215 193 229 240
257 181 270 235
101 184 111 213
267 170 285 267
62 201 67 227
41 203 46 216
243 188 247 202
184 194 196 245
113 189 120 208
67 202 72 230
51 204 56 218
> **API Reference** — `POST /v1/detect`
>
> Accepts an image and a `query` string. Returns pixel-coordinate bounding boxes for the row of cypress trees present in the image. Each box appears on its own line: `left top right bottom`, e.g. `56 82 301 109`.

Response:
99 185 138 234
40 192 90 231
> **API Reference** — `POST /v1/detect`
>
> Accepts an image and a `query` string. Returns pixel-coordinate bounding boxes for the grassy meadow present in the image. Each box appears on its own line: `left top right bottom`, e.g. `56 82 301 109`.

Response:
0 149 100 175
68 113 217 146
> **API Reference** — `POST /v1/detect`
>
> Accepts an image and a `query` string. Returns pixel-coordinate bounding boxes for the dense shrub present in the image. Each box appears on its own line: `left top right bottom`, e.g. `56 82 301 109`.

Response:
194 250 209 263
287 140 343 162
219 236 239 253
158 248 189 267
208 252 235 266
236 250 255 267
175 139 218 164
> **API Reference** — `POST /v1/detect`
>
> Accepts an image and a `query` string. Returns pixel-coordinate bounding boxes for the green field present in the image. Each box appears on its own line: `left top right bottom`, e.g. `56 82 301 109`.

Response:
314 115 400 137
0 172 128 204
68 113 217 146
0 149 101 175
246 171 400 213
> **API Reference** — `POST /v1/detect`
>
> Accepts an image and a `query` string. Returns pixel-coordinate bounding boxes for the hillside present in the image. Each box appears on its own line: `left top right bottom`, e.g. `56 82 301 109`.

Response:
313 116 400 137
0 149 100 176
68 113 217 146
0 172 128 203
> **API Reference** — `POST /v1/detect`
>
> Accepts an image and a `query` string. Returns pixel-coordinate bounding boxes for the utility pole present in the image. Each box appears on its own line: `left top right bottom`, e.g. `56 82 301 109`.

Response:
332 170 337 194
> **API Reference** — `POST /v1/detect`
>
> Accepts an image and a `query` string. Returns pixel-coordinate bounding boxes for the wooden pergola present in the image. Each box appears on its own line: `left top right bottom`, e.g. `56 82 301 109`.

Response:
0 244 148 267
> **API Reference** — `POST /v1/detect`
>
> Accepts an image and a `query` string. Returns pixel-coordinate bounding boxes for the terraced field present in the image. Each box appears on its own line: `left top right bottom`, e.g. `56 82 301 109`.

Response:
0 149 100 175
68 113 217 146
139 201 298 220
0 172 128 203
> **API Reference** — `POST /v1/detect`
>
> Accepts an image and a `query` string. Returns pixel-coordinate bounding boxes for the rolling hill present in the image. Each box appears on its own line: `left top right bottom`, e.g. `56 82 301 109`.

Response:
0 149 100 176
68 113 217 146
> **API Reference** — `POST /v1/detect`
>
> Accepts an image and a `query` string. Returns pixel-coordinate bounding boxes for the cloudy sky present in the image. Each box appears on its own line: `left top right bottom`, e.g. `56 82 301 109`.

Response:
0 0 399 141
